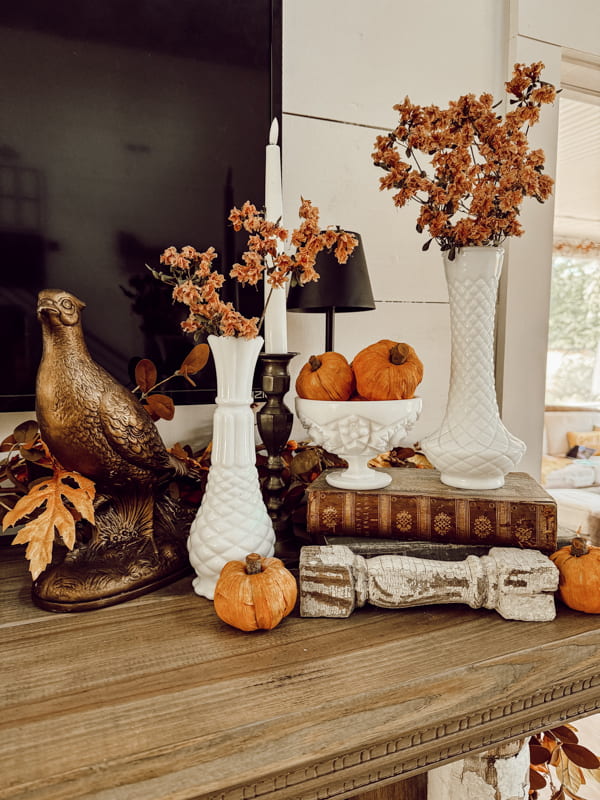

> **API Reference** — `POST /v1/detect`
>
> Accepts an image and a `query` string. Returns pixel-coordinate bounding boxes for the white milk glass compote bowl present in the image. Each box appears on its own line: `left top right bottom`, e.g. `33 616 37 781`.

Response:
295 397 422 490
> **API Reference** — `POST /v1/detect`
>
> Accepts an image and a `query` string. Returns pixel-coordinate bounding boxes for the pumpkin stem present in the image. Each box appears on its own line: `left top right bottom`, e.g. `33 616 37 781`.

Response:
308 355 322 372
389 343 410 365
245 553 263 574
570 536 591 557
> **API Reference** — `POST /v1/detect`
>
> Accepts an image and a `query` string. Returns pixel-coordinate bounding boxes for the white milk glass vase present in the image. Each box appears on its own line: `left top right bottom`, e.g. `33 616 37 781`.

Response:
421 246 525 490
188 334 275 599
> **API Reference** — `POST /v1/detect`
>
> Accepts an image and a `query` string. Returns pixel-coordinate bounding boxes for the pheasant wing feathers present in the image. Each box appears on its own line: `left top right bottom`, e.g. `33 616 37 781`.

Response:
99 389 172 474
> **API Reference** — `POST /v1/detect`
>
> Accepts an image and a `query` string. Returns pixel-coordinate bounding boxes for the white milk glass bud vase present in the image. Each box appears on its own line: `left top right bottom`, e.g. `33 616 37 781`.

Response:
188 334 275 599
421 246 525 490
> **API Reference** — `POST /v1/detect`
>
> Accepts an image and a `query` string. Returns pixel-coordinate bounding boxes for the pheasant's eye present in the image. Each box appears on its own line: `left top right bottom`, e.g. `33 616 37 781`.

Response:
61 299 74 311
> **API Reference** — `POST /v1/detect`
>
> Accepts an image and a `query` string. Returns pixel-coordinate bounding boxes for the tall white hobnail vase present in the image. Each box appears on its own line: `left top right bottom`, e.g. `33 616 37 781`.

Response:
421 246 526 490
188 335 275 599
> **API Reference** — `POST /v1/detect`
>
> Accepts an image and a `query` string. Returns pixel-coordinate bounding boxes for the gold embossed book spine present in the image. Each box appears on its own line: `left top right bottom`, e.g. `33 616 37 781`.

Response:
306 468 557 553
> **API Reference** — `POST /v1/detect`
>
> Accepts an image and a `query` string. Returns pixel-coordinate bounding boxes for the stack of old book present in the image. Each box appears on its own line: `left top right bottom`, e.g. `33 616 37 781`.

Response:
304 467 558 556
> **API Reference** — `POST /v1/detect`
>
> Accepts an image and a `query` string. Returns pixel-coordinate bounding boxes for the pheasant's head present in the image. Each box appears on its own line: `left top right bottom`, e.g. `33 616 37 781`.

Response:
37 290 86 328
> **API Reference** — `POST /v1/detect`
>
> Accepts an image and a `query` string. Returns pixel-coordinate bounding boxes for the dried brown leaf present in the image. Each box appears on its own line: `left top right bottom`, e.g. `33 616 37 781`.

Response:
530 767 547 790
20 444 46 463
13 420 39 445
3 458 31 492
543 734 559 753
5 470 96 579
289 448 322 481
142 401 160 421
0 433 16 452
135 358 158 393
550 789 566 800
169 442 190 461
554 747 584 794
168 442 206 470
562 743 600 769
195 442 212 468
146 393 175 421
552 726 580 744
551 744 563 767
179 344 209 376
282 483 306 512
320 448 348 469
583 766 600 783
563 789 587 800
530 744 552 765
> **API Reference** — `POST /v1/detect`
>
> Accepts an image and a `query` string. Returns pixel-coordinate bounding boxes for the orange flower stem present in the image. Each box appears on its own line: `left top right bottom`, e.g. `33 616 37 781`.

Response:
410 149 424 174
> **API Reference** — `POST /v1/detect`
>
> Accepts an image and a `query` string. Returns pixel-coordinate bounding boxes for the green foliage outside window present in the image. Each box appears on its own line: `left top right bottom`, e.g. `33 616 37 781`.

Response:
546 255 600 405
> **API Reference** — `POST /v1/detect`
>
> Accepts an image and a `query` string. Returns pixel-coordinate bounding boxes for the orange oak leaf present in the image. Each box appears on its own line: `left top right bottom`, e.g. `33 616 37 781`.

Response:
3 470 96 580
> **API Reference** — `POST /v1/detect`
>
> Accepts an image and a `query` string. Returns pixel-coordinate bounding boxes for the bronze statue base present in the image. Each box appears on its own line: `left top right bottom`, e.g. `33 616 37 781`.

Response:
32 488 197 612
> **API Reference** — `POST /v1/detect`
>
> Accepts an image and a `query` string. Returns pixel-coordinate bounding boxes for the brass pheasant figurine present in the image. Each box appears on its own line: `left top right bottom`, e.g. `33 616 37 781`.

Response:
33 288 200 611
36 288 187 490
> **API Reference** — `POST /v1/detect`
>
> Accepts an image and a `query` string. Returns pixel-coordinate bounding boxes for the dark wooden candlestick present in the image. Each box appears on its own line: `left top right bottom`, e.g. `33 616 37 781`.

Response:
257 352 298 562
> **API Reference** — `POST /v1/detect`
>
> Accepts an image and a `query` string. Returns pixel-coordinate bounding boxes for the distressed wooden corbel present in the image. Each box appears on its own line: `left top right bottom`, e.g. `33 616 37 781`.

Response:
299 545 559 621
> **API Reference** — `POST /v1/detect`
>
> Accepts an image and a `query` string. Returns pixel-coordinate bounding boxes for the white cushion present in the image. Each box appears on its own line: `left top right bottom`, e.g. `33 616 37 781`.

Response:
545 459 600 489
546 487 600 544
544 410 600 456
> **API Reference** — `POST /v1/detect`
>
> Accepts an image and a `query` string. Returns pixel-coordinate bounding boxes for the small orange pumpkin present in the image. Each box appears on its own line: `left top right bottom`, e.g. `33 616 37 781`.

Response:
549 536 600 613
352 340 424 401
213 553 298 631
295 352 355 401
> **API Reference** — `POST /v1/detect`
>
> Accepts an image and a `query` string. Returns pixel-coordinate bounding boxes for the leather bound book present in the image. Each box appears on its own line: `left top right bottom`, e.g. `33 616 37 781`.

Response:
305 468 557 553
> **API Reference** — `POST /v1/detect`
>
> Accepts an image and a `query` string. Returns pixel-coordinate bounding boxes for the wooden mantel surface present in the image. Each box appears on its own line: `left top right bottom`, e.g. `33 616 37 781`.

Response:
2 543 600 800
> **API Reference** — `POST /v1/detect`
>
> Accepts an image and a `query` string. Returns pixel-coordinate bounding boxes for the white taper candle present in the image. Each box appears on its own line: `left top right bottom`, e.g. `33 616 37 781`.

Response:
263 117 287 353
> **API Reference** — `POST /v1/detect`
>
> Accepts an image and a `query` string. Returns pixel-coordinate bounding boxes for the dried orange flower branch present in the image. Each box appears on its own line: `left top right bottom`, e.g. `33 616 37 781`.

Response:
150 198 358 339
372 62 558 258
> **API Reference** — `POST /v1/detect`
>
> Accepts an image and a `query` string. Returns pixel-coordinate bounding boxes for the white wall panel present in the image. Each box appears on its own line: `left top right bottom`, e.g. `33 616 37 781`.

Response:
283 0 507 126
281 114 447 303
516 0 600 57
496 35 561 479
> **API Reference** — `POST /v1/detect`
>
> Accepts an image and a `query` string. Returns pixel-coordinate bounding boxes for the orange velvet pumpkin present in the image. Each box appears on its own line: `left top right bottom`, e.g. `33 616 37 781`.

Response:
352 340 424 401
213 553 298 631
549 536 600 613
295 352 355 401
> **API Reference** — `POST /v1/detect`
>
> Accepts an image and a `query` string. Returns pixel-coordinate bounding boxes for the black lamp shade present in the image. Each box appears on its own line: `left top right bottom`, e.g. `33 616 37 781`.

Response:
287 231 374 351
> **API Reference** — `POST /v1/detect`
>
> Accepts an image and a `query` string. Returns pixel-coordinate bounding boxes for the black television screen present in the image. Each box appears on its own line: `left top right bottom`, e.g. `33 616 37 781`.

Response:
0 0 281 411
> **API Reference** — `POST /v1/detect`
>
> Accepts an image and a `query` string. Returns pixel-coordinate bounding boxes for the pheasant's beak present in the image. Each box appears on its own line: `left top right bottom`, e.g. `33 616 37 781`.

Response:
36 299 59 320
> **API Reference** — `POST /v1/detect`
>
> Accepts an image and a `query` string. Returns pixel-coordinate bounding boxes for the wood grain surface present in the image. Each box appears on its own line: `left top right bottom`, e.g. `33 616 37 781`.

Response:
348 775 427 799
2 543 600 800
